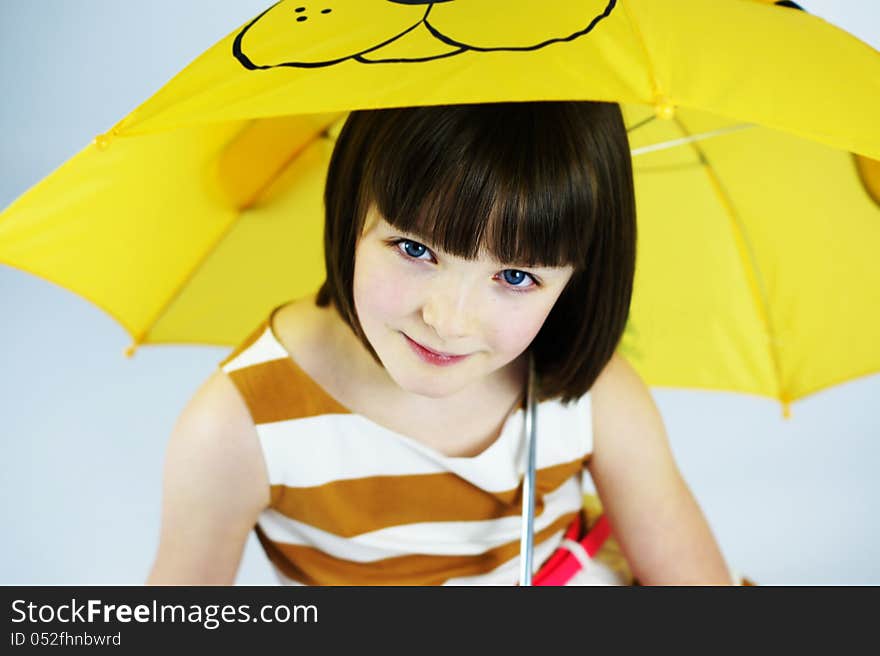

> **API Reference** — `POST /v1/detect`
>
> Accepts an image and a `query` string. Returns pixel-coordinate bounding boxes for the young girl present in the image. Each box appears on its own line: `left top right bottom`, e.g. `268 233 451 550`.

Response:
146 101 733 586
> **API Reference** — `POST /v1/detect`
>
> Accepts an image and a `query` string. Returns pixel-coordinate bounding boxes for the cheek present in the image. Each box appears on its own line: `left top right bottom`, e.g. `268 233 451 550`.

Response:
353 247 419 321
484 300 554 354
489 275 572 352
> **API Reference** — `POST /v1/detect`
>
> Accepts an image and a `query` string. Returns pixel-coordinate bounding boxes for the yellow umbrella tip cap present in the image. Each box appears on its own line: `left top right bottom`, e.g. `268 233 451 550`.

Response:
94 128 121 151
653 97 676 120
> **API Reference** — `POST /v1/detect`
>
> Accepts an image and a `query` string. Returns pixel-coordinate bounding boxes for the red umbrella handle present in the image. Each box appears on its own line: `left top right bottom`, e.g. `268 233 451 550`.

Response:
532 514 612 586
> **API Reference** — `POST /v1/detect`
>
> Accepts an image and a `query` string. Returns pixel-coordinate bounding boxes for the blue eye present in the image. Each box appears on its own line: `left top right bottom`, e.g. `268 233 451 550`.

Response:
392 238 539 291
398 239 431 260
403 241 427 258
501 269 536 289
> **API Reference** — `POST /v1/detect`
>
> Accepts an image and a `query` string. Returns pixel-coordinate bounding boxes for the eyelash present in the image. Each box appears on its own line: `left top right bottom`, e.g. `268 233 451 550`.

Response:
387 238 541 292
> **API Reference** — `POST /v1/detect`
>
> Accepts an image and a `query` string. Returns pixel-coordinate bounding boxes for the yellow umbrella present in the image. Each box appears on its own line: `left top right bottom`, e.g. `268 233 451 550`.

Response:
1 0 878 419
623 105 880 417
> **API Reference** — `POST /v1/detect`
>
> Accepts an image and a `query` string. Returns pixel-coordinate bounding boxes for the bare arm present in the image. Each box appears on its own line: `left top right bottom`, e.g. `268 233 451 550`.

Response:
146 369 271 585
587 352 732 585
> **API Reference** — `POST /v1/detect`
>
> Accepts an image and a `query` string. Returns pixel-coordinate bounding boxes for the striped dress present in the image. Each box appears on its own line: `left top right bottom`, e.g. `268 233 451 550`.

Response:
219 307 597 585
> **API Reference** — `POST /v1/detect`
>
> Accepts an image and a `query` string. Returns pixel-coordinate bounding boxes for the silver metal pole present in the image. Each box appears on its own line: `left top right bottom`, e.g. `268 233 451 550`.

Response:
630 123 753 157
518 352 538 586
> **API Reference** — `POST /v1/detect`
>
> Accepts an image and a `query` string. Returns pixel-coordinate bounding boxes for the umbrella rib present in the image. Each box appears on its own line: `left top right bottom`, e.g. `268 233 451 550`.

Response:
619 0 664 109
626 114 656 134
124 211 244 357
630 124 753 157
672 117 791 418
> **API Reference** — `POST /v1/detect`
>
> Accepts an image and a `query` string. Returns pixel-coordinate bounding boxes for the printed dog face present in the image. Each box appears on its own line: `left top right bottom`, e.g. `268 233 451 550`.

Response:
233 0 617 69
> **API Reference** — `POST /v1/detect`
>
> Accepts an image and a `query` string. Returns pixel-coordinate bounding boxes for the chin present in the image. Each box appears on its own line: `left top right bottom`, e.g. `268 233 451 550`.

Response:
391 371 464 399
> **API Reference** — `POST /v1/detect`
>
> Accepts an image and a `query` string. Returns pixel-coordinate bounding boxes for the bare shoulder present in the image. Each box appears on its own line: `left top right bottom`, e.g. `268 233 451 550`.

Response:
591 351 655 416
146 368 270 584
175 367 270 509
589 351 669 456
592 351 641 391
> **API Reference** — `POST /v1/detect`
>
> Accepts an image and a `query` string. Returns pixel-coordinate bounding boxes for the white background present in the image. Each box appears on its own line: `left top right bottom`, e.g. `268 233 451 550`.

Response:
1 1 878 585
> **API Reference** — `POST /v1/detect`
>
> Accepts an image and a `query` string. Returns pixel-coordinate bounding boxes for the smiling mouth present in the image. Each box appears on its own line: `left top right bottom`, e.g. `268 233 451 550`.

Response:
403 333 466 358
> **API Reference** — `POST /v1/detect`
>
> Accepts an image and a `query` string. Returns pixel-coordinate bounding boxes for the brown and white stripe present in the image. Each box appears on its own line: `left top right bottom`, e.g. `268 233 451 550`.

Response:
220 310 595 585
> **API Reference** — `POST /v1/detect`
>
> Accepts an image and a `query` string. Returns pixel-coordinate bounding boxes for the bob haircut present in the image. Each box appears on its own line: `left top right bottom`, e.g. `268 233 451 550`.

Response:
316 101 636 404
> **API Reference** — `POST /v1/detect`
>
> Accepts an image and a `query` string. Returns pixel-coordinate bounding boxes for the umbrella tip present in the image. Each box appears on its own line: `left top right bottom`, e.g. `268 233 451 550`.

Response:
781 399 792 420
653 96 676 120
124 343 138 358
94 133 112 151
94 126 121 151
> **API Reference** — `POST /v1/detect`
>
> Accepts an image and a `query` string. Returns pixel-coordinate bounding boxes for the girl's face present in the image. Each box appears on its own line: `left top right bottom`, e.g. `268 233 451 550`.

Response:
353 207 575 399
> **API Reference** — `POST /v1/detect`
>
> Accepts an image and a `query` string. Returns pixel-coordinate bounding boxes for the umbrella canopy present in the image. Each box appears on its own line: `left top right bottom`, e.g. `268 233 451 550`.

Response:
0 0 878 417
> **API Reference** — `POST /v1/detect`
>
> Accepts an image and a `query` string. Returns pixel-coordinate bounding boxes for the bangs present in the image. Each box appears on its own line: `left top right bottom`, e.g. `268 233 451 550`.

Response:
359 103 601 269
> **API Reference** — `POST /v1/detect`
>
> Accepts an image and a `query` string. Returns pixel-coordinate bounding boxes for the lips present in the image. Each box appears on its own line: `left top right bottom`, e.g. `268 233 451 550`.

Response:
405 335 463 358
402 333 471 366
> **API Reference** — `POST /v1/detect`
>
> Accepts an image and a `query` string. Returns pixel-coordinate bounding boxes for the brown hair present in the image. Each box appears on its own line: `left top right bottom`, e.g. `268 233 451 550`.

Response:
316 101 636 404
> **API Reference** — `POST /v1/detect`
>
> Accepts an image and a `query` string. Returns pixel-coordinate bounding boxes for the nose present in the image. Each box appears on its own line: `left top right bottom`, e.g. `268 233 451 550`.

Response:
421 276 479 342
